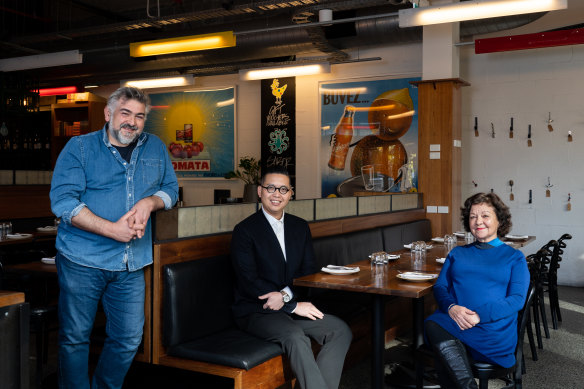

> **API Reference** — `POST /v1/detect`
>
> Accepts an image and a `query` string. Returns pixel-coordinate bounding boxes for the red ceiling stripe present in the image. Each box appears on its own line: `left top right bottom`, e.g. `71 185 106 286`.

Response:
475 28 584 54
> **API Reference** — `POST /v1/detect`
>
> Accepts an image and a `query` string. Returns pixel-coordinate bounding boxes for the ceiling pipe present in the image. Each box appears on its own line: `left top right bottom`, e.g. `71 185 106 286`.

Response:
22 12 547 87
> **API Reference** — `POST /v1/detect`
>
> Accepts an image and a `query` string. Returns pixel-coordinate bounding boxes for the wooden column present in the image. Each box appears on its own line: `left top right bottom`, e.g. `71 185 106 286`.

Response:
411 79 469 237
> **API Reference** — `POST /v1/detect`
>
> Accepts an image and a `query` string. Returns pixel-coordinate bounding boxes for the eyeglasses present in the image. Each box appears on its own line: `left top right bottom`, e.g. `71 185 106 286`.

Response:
261 184 292 195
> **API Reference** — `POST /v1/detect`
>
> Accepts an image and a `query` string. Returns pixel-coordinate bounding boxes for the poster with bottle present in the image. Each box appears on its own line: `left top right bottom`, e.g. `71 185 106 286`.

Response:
320 77 420 197
144 87 235 178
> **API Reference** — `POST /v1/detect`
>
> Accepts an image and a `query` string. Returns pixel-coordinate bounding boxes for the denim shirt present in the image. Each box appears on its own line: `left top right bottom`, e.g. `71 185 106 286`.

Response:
50 125 178 271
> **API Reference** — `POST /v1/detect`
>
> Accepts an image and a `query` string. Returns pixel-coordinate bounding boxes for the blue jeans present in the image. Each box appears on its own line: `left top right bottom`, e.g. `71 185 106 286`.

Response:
56 253 145 389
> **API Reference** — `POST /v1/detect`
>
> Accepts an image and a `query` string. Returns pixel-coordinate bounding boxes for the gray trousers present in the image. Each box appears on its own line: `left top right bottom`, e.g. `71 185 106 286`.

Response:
236 311 352 389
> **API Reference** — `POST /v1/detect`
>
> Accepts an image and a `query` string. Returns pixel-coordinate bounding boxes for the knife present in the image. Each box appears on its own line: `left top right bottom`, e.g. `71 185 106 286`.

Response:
509 117 514 139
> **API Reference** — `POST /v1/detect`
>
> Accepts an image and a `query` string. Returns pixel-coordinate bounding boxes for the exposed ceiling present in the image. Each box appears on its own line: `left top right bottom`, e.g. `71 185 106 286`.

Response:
0 0 546 88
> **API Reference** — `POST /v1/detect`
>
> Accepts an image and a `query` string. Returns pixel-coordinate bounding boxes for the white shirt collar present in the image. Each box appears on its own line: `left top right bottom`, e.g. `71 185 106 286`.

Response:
262 207 285 227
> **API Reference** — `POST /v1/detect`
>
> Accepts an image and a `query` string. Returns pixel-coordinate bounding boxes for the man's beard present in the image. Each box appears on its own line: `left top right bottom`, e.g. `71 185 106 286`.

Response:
111 123 140 145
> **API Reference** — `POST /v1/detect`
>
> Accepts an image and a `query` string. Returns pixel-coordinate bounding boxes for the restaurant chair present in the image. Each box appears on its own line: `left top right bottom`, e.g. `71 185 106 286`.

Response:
527 245 554 349
415 283 535 389
543 233 572 329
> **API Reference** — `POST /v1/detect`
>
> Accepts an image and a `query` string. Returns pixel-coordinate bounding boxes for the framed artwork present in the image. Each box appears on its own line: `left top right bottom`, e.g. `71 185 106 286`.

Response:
320 76 420 197
144 87 236 178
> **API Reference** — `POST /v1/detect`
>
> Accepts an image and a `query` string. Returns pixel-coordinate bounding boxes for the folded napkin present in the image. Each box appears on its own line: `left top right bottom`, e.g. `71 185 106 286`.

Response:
505 234 529 240
435 257 446 264
321 265 360 274
404 244 433 249
398 271 437 280
41 257 56 265
432 237 444 243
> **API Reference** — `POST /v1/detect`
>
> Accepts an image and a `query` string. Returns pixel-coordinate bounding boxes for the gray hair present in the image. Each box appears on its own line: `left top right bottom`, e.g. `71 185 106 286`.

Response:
107 86 151 118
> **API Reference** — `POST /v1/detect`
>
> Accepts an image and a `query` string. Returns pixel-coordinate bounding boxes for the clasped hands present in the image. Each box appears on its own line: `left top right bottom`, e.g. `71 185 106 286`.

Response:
259 292 324 320
449 305 480 330
113 197 156 242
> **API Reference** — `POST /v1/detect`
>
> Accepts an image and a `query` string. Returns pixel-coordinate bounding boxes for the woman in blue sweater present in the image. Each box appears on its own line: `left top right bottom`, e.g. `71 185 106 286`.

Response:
424 192 530 389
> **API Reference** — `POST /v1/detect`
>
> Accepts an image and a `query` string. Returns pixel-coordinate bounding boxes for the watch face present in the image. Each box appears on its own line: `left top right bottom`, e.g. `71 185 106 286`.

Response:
282 292 291 303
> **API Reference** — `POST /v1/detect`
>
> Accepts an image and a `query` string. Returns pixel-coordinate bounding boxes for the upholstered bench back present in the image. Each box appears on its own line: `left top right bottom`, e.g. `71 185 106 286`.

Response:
163 254 235 347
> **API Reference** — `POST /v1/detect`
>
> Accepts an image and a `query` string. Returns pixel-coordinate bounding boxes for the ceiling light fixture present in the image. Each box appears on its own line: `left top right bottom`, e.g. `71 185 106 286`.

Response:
38 86 78 97
0 50 83 72
399 0 567 28
129 31 236 57
121 75 194 89
240 63 331 81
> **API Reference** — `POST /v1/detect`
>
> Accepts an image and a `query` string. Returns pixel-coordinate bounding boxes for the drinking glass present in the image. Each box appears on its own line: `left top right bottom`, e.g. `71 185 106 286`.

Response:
361 165 375 190
465 232 475 244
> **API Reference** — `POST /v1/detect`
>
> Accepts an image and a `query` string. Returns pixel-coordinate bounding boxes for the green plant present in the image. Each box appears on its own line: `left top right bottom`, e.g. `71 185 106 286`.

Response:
224 156 261 185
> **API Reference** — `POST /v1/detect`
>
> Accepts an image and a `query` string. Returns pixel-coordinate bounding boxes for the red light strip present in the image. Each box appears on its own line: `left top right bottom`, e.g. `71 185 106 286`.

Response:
476 28 584 54
37 86 78 96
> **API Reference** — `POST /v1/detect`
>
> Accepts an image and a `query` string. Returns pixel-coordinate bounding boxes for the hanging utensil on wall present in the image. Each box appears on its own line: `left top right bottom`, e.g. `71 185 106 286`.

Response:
547 112 554 132
527 125 532 147
545 177 553 198
529 189 533 204
567 193 571 211
474 117 479 137
568 131 573 142
509 180 514 201
491 122 495 139
509 118 514 139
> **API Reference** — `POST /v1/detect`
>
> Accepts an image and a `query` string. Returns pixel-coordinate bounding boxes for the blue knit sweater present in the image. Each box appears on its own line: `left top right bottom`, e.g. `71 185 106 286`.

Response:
425 239 530 367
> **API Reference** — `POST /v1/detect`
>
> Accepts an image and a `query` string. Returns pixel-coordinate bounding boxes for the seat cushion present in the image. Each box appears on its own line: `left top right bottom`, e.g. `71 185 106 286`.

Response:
168 328 283 371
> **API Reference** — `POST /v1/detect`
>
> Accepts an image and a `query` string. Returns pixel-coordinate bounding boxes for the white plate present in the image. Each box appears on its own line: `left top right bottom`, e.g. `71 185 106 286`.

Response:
453 232 466 237
6 233 33 240
321 266 360 275
397 272 438 282
37 226 58 233
505 234 529 240
436 257 446 264
432 237 444 243
41 257 56 265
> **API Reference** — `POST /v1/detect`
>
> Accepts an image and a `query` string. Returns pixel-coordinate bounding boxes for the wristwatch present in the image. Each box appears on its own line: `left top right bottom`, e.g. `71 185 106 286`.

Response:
280 290 291 303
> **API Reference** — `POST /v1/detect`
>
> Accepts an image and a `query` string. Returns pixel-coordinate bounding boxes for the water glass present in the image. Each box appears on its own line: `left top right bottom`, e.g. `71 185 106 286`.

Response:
465 232 475 244
411 250 425 270
371 251 388 265
361 165 375 190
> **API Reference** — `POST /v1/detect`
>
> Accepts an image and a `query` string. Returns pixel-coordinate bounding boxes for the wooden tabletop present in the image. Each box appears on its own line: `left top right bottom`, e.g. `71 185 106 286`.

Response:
294 245 449 299
5 261 58 275
0 230 57 247
294 236 536 296
0 290 25 307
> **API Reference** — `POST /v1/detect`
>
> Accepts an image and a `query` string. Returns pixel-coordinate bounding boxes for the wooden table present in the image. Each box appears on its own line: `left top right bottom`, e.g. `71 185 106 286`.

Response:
294 244 449 389
295 236 536 389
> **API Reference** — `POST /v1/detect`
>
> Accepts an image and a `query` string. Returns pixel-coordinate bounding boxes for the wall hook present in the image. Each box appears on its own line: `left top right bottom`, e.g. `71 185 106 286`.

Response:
472 180 478 187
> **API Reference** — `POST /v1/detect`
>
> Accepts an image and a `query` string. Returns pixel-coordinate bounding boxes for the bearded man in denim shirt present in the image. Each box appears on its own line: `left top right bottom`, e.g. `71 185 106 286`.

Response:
50 86 178 389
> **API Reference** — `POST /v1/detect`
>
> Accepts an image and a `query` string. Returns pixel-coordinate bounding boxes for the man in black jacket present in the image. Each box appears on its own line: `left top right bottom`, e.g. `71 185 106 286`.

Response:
231 166 352 389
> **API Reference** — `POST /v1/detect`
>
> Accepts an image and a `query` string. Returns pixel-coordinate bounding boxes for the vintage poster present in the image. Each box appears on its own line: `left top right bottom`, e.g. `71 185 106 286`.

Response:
260 77 296 189
144 87 235 178
320 77 420 197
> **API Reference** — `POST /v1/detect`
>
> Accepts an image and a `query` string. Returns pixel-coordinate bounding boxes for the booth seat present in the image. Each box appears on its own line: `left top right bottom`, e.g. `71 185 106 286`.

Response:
154 219 431 389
